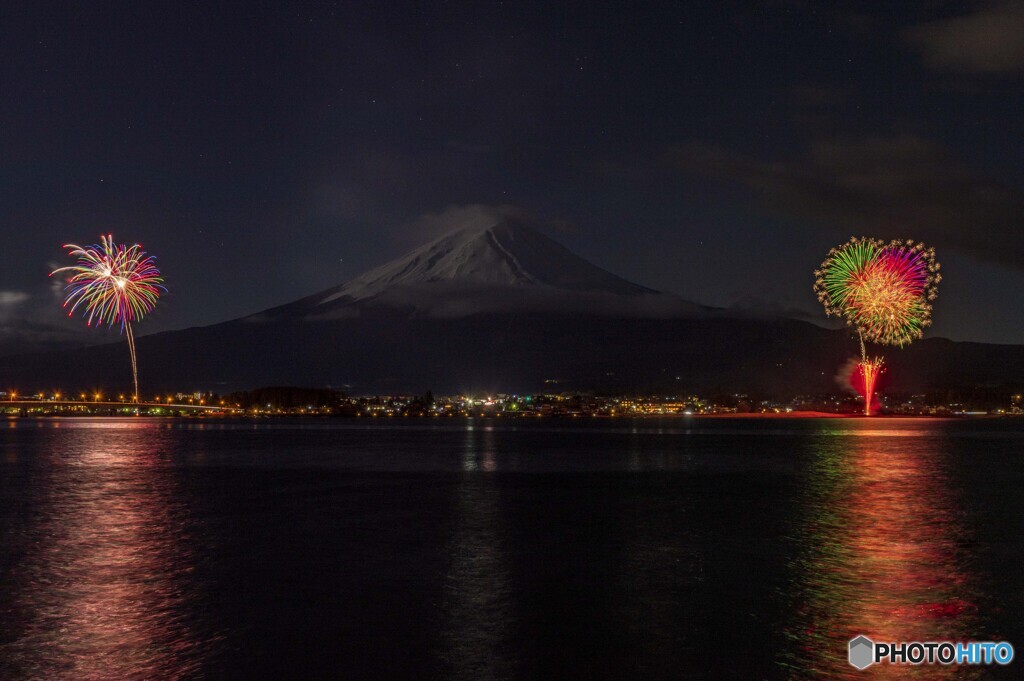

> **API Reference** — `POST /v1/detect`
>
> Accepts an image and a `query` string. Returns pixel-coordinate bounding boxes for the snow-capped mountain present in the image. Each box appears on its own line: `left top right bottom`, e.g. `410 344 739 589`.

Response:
323 221 652 299
253 220 707 320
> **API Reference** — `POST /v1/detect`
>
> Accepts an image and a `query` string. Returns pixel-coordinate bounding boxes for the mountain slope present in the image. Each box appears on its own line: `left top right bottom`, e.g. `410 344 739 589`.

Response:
4 311 1023 397
323 221 654 300
252 221 708 320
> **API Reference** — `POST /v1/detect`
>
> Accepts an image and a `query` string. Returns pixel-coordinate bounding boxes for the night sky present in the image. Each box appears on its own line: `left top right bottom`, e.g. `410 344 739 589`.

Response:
2 1 1023 344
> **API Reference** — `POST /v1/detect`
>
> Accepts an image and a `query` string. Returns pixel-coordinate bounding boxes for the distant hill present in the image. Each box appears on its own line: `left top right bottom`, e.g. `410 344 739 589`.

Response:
2 220 1023 397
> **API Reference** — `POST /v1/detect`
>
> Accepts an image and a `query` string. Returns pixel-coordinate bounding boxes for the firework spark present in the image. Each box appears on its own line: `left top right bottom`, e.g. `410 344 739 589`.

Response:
50 235 165 404
814 237 939 415
815 237 940 347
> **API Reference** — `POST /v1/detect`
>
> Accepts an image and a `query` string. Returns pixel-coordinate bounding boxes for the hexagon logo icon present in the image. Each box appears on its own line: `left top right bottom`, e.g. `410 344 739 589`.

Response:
849 635 875 670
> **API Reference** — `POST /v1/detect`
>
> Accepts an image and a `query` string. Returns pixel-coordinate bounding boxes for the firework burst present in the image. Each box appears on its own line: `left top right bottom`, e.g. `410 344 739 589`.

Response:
815 236 939 415
51 234 165 404
814 237 940 347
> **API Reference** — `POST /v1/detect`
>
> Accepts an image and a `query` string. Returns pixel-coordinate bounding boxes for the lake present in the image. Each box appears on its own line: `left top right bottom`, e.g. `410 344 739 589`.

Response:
0 417 1022 679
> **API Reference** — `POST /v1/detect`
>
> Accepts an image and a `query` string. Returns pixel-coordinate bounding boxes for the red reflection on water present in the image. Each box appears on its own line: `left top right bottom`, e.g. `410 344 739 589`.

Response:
6 420 204 680
787 423 981 679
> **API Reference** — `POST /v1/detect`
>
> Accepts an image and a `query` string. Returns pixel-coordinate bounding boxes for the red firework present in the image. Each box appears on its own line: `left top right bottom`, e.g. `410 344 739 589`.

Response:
849 359 887 416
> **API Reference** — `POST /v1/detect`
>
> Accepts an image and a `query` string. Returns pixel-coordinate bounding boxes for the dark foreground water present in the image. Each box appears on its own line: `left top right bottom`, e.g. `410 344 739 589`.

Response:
0 417 1022 680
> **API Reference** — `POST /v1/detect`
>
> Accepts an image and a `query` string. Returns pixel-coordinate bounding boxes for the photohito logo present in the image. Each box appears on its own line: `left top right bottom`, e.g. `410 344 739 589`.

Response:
848 636 1014 669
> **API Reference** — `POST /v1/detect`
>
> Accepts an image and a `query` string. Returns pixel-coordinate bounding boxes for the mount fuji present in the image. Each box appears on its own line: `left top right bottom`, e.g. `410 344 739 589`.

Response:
248 221 708 321
3 220 1023 396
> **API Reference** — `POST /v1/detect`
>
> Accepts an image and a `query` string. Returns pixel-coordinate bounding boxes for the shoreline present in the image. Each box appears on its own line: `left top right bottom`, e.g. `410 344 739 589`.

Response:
4 411 1011 420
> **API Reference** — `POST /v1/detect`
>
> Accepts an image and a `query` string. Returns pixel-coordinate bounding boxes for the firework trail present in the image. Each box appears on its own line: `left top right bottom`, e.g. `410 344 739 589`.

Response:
50 235 165 405
856 358 884 417
814 237 940 415
836 357 887 416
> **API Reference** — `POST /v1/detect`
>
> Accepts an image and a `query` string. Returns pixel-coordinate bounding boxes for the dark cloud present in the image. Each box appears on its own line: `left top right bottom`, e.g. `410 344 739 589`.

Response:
391 204 579 248
0 291 30 311
669 135 1024 269
0 290 93 356
905 1 1024 74
393 204 530 244
727 294 834 324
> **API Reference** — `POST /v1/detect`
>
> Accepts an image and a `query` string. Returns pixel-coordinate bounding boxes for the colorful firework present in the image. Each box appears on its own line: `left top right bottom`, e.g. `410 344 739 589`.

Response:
815 237 939 416
814 237 940 348
50 235 165 404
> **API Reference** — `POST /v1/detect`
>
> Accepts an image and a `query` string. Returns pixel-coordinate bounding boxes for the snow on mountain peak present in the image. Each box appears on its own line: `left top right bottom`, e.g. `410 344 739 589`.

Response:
234 219 708 321
319 220 653 305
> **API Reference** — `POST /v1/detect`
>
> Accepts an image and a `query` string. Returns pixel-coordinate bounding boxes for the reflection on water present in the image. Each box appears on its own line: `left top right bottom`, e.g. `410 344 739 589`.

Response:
615 486 700 677
785 423 981 679
1 420 207 680
440 424 516 680
0 417 1015 679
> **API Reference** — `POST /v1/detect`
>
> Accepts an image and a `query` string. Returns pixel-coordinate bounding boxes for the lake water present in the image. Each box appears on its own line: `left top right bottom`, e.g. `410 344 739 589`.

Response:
0 417 1022 679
